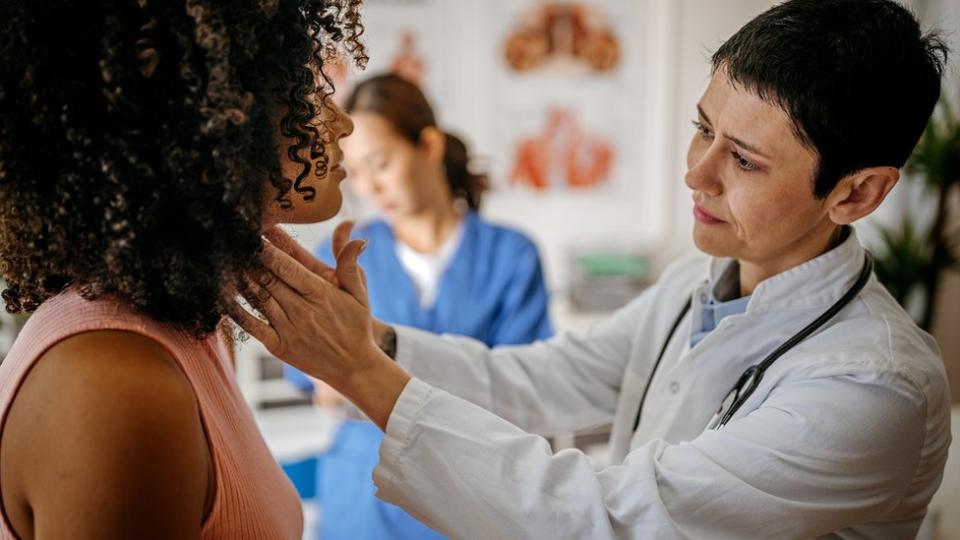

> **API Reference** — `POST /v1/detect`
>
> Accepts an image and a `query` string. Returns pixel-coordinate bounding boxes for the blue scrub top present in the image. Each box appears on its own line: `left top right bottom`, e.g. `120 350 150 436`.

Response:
286 211 553 392
285 211 552 540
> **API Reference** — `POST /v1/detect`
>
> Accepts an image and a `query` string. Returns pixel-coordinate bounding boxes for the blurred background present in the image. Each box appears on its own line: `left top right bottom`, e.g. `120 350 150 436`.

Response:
2 0 958 538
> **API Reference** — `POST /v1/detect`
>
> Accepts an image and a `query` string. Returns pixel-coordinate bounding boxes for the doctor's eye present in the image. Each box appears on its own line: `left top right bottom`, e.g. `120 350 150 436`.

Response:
730 151 758 172
692 120 714 141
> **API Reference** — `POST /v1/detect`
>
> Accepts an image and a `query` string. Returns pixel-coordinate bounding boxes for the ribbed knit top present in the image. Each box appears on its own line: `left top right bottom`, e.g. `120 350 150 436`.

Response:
0 290 303 539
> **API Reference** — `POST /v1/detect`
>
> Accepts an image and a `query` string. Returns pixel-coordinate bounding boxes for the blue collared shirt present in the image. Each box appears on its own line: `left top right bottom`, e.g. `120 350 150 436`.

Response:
690 261 750 348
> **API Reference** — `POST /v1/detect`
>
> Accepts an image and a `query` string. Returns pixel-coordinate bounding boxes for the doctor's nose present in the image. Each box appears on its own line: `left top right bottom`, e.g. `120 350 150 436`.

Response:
684 146 724 197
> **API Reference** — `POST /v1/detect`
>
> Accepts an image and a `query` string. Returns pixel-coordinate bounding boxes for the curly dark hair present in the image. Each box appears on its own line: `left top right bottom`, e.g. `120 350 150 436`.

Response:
0 0 367 336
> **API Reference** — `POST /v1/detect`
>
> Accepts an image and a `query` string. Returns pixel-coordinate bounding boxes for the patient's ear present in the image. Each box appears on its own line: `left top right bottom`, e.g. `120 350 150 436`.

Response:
826 166 900 225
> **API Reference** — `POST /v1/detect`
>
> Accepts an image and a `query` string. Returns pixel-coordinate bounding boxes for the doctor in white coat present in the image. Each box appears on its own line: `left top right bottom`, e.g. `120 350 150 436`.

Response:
232 0 952 538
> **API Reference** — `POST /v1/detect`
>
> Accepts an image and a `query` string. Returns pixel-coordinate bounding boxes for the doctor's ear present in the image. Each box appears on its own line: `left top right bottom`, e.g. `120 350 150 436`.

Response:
826 166 900 225
417 126 447 164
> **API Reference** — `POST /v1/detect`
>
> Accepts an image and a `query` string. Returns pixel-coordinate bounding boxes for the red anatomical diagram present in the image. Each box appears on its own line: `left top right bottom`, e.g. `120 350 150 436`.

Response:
504 2 621 73
390 31 425 87
510 107 614 191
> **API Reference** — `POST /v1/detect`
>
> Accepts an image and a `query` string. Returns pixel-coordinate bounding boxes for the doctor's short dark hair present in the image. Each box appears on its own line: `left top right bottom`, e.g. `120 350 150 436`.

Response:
713 0 948 199
0 0 366 336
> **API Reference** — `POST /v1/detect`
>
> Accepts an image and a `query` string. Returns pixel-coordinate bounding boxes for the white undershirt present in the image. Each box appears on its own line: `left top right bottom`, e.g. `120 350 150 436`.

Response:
395 220 465 308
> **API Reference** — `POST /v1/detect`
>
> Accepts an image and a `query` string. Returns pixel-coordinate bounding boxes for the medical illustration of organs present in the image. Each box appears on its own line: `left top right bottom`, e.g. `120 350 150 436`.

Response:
390 31 426 87
504 29 550 72
580 29 619 72
510 107 614 191
503 2 621 73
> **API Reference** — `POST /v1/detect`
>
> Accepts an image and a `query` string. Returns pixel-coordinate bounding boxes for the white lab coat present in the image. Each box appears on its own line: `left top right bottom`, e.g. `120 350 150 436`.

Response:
372 229 951 539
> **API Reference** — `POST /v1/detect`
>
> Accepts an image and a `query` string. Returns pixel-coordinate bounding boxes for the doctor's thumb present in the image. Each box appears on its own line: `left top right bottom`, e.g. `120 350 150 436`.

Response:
335 239 369 307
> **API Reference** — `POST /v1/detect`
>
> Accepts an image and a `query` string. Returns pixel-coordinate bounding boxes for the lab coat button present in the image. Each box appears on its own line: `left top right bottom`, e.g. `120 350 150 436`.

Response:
670 382 680 393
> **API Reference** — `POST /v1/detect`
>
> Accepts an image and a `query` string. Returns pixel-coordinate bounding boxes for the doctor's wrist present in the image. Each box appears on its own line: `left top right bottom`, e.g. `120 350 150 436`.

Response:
338 348 411 431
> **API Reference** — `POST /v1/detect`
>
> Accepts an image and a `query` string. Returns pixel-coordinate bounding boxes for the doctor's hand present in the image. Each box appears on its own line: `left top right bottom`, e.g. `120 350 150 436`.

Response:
230 231 411 430
259 221 351 287
261 223 397 353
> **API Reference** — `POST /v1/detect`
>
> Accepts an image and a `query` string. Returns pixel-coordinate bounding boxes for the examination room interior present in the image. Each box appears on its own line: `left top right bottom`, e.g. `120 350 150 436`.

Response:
0 0 958 538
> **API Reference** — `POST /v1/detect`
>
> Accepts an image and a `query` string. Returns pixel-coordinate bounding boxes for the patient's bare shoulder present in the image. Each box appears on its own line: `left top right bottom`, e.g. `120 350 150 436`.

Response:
0 330 210 539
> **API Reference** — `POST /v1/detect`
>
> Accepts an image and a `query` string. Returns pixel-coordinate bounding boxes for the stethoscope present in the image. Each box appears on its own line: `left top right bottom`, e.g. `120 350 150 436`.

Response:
632 251 874 433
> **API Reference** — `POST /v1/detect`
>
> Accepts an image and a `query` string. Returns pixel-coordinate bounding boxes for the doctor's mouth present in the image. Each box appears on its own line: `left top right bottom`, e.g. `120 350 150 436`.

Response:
693 204 726 225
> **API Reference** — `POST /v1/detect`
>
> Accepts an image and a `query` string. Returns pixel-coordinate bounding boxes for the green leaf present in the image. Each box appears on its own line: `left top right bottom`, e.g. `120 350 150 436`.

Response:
908 93 960 191
872 219 931 306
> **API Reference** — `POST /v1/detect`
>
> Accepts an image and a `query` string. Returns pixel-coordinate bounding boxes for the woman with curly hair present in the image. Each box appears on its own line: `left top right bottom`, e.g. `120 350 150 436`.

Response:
0 0 365 537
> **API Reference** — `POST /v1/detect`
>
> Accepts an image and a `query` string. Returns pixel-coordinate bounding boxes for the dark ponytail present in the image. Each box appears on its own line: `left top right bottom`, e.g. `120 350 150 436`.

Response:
344 73 488 210
442 131 488 211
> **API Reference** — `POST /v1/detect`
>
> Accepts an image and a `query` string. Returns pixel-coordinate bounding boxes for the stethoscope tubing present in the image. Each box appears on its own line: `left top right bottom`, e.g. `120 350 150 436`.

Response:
632 252 875 434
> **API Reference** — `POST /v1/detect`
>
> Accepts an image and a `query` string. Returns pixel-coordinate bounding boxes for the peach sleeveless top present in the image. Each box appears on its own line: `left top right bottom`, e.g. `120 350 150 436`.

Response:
0 290 303 539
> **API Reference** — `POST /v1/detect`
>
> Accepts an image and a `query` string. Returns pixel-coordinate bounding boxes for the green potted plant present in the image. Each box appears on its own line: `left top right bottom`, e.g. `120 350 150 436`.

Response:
874 92 960 331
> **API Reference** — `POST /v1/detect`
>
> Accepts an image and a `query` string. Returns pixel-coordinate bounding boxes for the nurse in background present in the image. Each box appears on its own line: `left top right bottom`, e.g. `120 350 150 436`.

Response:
286 73 553 540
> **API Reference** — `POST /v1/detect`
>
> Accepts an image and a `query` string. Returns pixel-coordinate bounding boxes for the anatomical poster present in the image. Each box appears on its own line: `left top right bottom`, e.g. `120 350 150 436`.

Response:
332 0 662 289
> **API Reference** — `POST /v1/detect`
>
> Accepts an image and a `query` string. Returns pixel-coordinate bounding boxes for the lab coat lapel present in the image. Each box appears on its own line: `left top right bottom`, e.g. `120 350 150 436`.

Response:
615 228 869 460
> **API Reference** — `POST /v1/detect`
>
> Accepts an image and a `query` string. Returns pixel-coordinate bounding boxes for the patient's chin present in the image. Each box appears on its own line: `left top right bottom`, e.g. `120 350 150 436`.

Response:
267 190 343 226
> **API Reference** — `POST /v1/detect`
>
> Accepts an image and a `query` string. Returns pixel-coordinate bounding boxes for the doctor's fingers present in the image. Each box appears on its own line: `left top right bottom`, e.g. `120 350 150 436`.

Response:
334 239 370 308
238 275 292 329
263 226 338 284
256 249 369 336
227 296 281 352
259 239 332 301
331 220 355 260
227 275 283 350
235 270 336 365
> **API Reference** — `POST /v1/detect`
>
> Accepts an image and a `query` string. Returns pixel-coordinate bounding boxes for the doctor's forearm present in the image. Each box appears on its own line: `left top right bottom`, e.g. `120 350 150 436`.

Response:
335 348 410 431
389 326 622 435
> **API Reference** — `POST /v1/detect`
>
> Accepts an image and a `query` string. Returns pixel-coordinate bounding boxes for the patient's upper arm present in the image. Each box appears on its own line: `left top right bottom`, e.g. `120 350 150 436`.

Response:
0 330 210 540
